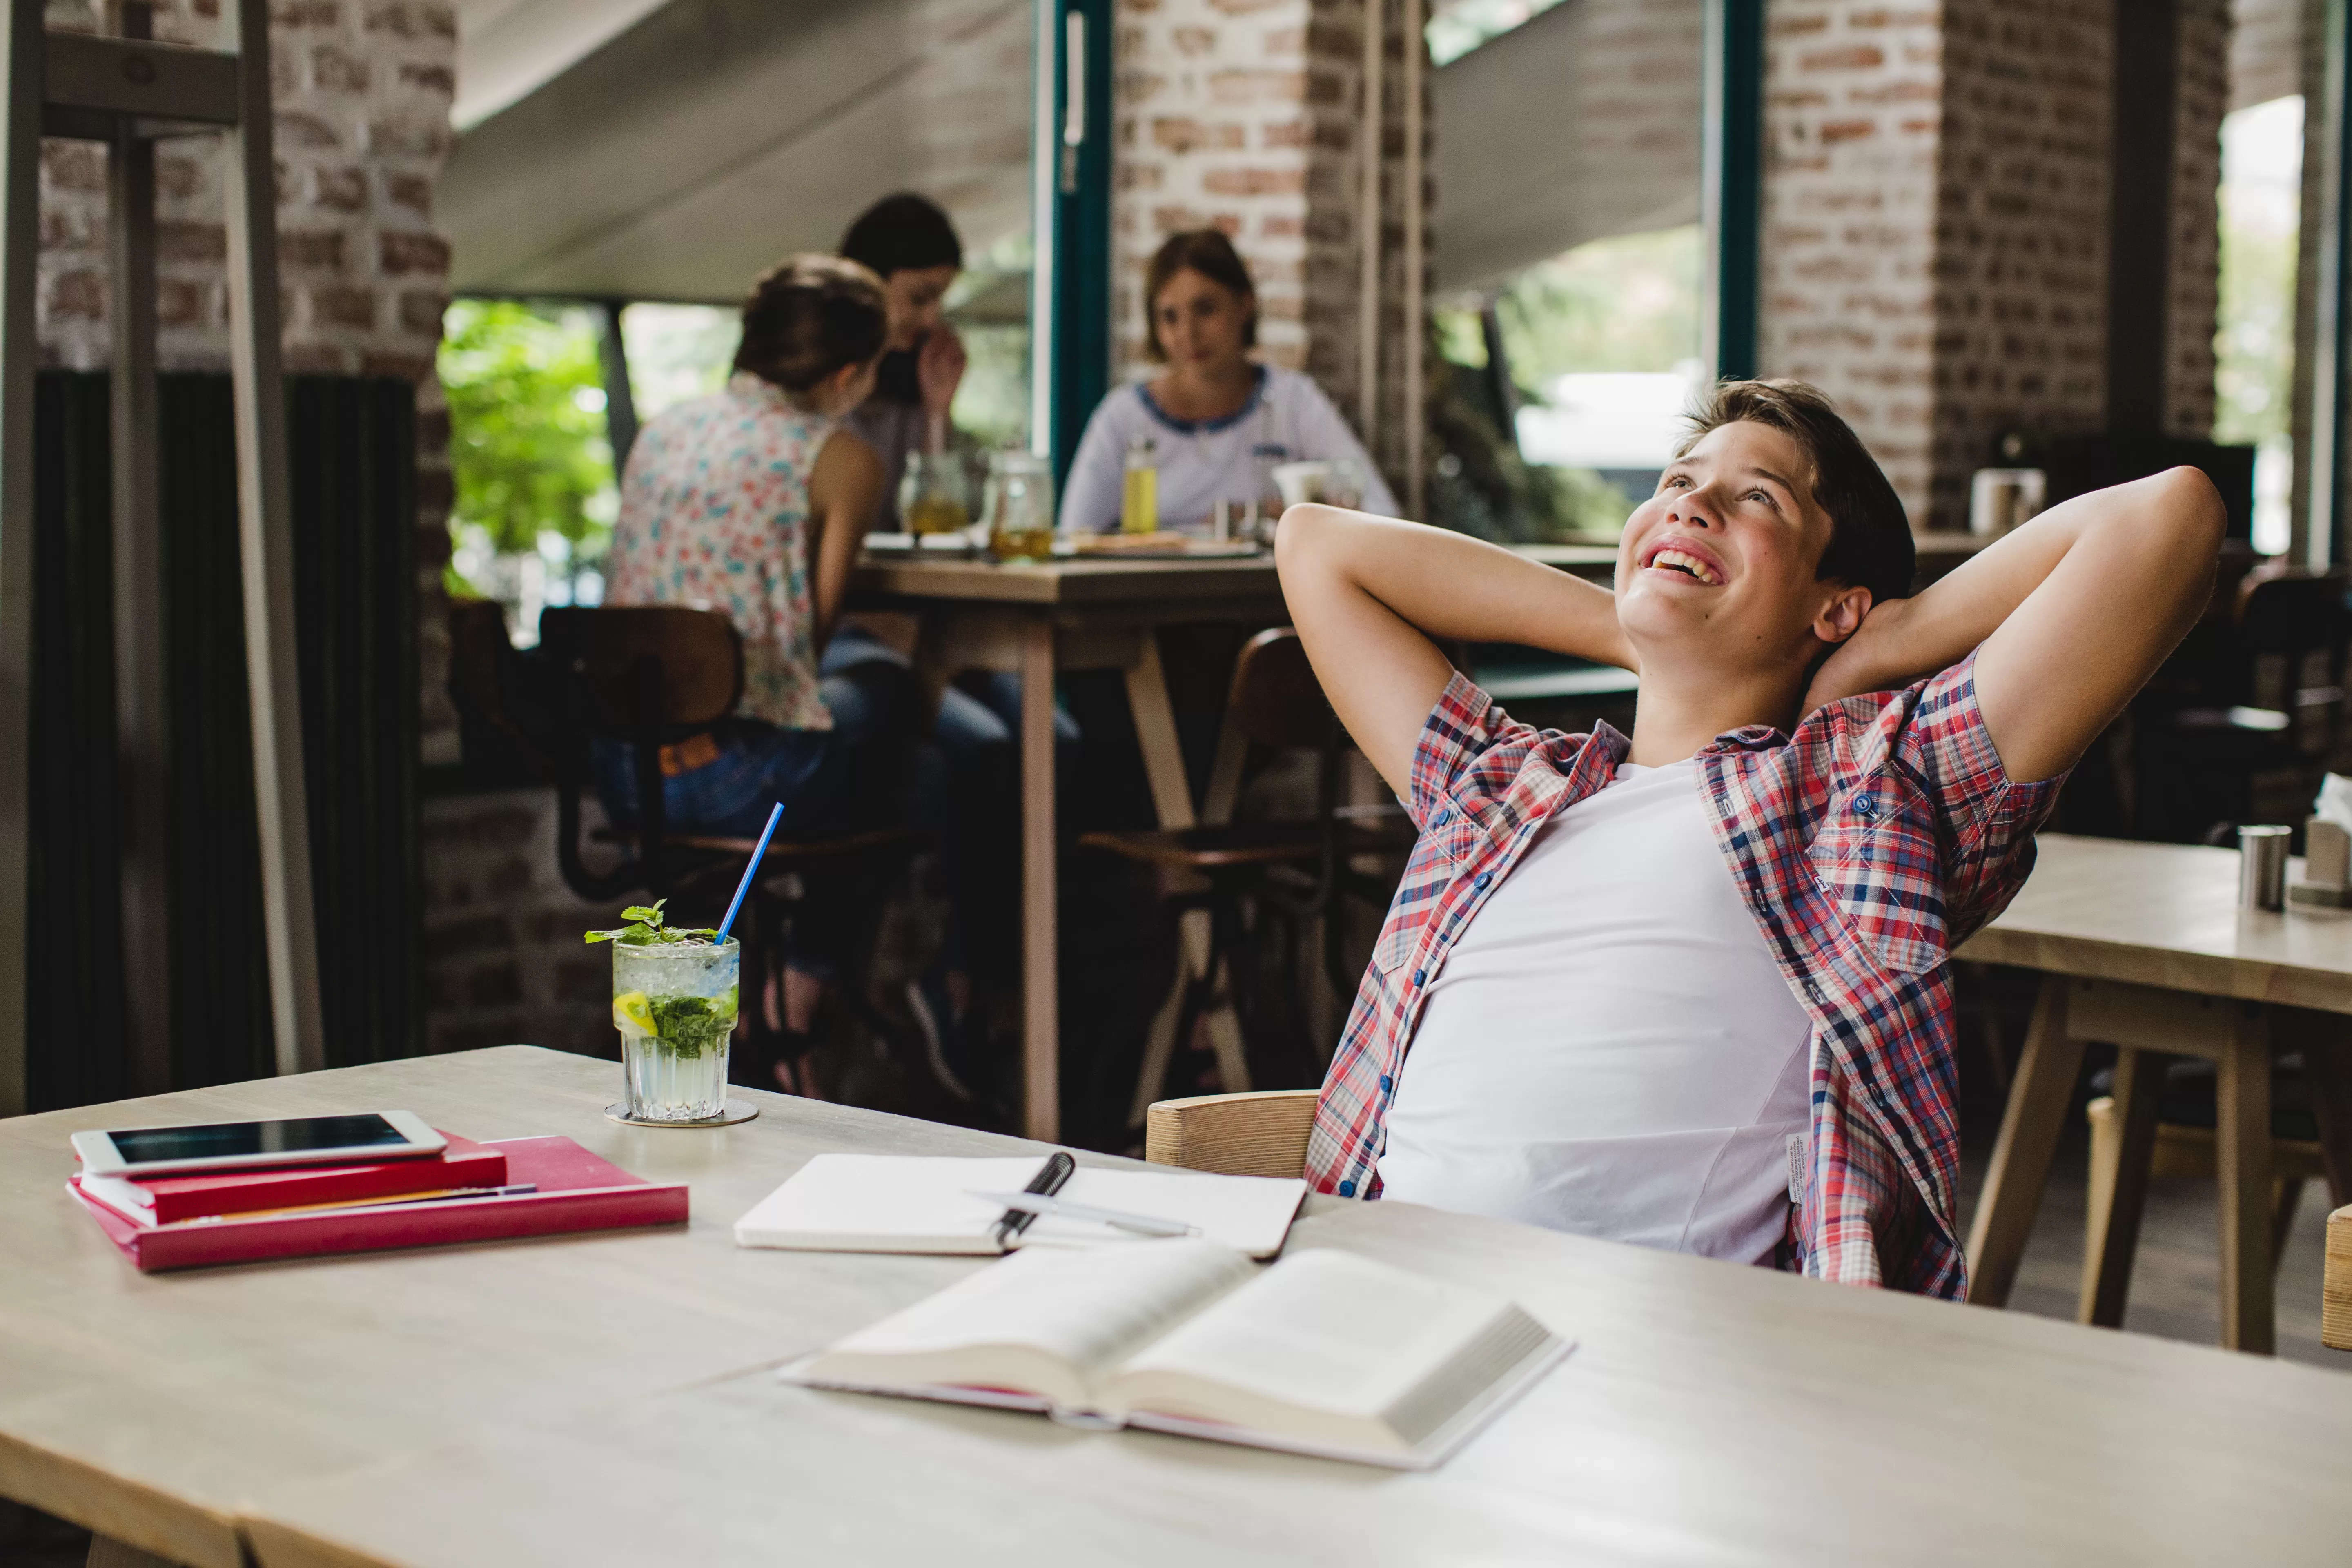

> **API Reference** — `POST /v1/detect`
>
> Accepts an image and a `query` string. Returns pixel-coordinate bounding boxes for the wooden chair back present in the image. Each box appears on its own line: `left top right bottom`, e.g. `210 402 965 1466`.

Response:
536 606 744 903
537 606 742 735
2233 568 2350 756
2328 1205 2351 1350
1144 1089 1319 1178
1224 628 1332 751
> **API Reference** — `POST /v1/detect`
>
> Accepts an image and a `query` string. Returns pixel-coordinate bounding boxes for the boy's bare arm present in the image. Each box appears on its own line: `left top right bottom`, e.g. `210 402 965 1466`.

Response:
1804 467 2225 783
1274 505 1634 794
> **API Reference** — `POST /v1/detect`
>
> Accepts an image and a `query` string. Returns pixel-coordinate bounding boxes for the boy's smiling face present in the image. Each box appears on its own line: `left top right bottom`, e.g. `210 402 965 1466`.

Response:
1614 419 1873 685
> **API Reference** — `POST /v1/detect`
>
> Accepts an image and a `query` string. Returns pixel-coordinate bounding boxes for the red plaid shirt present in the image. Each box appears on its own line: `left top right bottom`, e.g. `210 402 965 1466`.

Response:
1305 653 2061 1297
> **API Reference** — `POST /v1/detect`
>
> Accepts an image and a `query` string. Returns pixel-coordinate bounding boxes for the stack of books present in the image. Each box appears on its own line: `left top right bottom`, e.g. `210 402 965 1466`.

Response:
70 1133 686 1271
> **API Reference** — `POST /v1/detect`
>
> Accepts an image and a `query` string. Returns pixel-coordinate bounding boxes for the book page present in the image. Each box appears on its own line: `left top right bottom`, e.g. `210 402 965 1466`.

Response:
1013 1169 1306 1258
807 1239 1257 1402
1104 1248 1554 1451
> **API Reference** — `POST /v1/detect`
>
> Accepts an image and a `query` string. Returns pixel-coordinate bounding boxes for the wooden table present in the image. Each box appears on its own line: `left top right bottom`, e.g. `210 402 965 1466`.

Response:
4 1048 2349 1567
848 553 1287 1143
1960 834 2352 1352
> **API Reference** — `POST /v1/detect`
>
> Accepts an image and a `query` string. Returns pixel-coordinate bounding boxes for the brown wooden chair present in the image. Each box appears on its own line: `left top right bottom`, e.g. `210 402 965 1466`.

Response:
2327 1204 2351 1350
535 606 919 1079
1080 628 1411 1134
1145 1089 1320 1178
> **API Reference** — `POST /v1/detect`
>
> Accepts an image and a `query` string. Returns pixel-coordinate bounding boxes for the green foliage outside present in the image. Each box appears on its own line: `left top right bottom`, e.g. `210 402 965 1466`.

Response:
439 298 618 597
1429 225 1702 543
1490 225 1702 385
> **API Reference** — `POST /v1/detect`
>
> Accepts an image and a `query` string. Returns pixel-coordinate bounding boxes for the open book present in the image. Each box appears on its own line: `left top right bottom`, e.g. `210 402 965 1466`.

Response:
782 1238 1569 1469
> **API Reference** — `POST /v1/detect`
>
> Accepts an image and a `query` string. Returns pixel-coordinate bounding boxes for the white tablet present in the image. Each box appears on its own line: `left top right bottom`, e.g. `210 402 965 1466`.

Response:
70 1110 446 1177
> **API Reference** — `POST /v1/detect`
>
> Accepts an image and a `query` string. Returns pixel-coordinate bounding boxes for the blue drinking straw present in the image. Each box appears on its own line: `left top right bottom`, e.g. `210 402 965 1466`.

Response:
716 803 784 942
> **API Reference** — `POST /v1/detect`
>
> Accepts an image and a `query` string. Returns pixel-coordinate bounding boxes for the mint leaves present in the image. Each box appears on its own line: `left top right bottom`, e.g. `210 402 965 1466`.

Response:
584 899 720 947
648 993 737 1057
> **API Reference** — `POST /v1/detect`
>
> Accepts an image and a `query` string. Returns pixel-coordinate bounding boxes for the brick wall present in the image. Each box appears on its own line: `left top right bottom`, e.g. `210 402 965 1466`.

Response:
1111 0 1423 489
36 0 457 756
422 788 625 1058
1926 0 2111 529
2168 0 2230 439
1759 2 1943 521
1762 0 2227 530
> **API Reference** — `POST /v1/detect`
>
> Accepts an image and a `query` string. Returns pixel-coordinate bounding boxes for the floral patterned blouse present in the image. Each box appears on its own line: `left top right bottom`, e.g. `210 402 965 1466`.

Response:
606 372 835 731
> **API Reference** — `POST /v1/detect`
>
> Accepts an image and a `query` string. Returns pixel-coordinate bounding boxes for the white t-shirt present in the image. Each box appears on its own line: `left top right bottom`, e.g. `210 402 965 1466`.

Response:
1376 758 1813 1263
1056 365 1398 534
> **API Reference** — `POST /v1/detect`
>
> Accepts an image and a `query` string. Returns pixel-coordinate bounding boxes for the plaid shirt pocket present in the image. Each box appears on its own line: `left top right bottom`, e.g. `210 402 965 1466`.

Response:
1805 769 1949 976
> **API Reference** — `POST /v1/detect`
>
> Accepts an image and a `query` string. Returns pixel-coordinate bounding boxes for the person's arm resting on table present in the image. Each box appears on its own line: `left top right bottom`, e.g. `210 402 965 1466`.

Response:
1274 506 1632 795
806 432 884 652
1804 466 2227 783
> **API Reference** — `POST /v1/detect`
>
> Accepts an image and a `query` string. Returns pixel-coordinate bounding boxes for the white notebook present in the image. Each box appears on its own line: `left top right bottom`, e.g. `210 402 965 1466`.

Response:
781 1239 1570 1470
733 1153 1307 1259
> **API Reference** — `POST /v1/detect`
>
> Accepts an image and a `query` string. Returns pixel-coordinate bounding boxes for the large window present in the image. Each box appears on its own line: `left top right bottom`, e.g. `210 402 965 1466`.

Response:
440 300 618 642
2214 94 2303 556
1424 0 1704 543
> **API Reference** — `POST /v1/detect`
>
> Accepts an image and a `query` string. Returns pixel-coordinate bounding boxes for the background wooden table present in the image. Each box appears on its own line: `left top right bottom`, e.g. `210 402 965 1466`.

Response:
4 1047 2349 1567
1960 834 2352 1352
849 553 1287 1141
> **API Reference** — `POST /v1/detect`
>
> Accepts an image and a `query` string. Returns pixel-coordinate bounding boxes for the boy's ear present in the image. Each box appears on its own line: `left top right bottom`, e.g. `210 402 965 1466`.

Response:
1811 584 1873 647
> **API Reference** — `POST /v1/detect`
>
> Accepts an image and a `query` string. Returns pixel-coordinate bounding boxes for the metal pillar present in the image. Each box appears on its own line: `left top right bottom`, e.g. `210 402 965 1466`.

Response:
0 0 323 1113
0 1 39 1116
1702 0 1764 382
107 1 170 1096
219 0 325 1078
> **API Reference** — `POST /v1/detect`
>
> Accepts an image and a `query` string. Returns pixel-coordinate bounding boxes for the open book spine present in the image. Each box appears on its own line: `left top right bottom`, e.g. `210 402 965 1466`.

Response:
777 1336 1574 1473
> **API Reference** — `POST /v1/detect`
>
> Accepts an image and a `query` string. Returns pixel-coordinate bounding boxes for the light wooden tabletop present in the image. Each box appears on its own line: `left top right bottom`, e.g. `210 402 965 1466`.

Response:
4 1047 2349 1566
1960 833 2352 1013
851 551 1279 607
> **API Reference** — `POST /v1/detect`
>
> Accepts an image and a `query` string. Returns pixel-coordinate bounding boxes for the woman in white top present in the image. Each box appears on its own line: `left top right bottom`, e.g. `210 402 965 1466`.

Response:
1058 229 1396 533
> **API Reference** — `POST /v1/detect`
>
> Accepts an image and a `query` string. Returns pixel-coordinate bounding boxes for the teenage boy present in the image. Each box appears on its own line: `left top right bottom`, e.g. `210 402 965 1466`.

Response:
1276 379 2224 1296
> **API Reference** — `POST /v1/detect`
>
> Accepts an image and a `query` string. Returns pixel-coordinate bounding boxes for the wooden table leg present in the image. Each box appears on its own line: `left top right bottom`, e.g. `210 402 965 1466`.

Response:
1966 975 2085 1307
1121 631 1251 1097
2300 1020 2352 1208
2079 1046 2166 1327
2216 1006 2275 1354
1018 619 1059 1142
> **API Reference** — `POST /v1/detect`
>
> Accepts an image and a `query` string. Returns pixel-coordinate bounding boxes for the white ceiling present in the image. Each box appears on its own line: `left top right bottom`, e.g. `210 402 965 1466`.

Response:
442 0 1034 302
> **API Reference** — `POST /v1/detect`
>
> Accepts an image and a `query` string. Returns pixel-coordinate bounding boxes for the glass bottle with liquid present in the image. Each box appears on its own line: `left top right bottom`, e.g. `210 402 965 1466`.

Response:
1121 436 1159 535
900 450 972 539
984 448 1057 562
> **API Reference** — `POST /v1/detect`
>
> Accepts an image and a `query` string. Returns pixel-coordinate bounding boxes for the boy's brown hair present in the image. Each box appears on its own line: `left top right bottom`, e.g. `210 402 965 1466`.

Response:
1676 379 1914 609
734 254 889 395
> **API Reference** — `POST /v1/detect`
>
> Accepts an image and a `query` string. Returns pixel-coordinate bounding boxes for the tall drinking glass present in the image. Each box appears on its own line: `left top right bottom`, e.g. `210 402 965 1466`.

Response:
611 939 740 1121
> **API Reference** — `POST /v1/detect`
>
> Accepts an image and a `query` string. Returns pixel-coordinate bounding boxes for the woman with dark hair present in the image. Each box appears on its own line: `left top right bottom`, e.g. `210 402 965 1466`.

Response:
1058 228 1395 532
838 192 968 528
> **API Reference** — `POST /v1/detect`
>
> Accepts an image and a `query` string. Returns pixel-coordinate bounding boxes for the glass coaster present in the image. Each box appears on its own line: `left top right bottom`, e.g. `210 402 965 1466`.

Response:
604 1100 760 1128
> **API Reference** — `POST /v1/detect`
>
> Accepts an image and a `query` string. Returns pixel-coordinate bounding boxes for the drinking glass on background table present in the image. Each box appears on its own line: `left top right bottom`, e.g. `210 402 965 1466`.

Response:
612 938 740 1121
984 448 1056 561
902 450 972 539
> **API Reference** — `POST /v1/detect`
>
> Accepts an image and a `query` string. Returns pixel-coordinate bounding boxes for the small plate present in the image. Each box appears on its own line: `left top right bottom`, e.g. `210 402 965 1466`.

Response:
604 1100 760 1128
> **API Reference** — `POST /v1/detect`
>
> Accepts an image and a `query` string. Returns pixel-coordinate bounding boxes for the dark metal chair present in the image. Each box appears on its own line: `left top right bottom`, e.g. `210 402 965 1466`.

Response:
525 606 919 1086
2137 566 2351 842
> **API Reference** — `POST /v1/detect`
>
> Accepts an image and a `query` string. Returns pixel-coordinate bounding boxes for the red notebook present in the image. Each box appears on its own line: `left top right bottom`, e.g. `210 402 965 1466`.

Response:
82 1131 507 1224
69 1136 687 1272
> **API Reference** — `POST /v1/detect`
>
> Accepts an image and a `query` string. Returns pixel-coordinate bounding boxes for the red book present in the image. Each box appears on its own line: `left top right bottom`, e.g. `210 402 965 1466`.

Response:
69 1136 687 1272
84 1131 507 1224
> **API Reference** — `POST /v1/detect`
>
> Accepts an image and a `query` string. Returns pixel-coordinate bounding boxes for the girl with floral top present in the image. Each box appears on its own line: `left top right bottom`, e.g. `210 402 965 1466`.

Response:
602 253 899 839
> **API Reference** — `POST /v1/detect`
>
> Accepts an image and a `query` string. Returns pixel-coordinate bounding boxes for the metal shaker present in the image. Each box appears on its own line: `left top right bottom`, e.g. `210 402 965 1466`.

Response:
2238 824 2290 911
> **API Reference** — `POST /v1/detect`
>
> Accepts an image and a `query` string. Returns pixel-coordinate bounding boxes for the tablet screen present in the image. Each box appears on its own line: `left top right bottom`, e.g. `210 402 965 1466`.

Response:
106 1113 410 1165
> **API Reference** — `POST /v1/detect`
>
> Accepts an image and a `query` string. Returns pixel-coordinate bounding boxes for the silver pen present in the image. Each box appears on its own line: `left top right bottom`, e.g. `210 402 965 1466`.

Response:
964 1189 1201 1238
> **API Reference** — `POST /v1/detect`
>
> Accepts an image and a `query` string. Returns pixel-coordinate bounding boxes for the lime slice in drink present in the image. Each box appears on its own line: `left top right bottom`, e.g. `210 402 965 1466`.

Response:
612 990 658 1038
